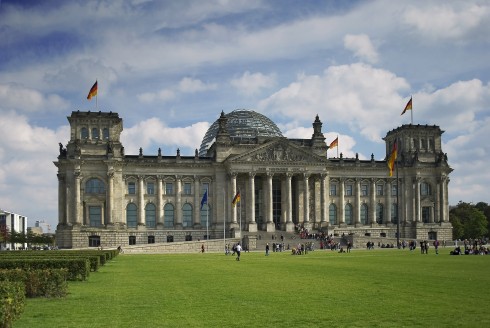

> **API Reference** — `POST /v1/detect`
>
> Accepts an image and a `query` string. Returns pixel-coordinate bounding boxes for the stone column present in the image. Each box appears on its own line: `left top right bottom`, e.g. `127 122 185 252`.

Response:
415 177 421 222
339 178 345 224
303 174 310 229
175 176 182 228
266 172 275 232
285 173 294 232
57 174 66 225
248 172 257 232
138 176 145 226
386 180 392 224
355 178 361 225
106 171 114 225
194 177 201 227
441 176 449 222
74 171 81 225
157 176 163 227
370 178 376 225
321 174 328 226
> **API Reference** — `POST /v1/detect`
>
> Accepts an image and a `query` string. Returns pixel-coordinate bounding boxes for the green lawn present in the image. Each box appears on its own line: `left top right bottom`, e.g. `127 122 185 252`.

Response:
14 248 490 327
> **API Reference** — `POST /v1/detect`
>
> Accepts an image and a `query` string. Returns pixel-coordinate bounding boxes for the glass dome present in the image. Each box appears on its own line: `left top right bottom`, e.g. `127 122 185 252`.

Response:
199 109 283 156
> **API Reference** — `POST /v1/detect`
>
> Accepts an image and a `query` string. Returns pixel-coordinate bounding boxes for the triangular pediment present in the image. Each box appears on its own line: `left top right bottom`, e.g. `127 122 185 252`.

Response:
228 139 327 164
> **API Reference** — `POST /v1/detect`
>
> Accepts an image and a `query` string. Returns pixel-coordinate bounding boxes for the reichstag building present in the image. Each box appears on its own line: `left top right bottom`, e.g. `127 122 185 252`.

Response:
55 109 453 248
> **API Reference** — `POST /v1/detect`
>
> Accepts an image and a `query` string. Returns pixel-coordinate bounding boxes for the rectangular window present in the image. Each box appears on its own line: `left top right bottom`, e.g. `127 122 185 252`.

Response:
129 236 136 245
345 184 353 196
376 184 384 196
392 185 397 196
361 184 368 196
330 184 337 196
89 206 102 227
165 183 173 195
128 182 136 195
183 183 192 195
147 182 155 195
422 206 431 223
202 182 209 195
148 235 155 244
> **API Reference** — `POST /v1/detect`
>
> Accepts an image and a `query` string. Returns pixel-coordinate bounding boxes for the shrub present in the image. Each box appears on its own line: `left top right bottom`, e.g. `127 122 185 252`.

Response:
0 281 25 328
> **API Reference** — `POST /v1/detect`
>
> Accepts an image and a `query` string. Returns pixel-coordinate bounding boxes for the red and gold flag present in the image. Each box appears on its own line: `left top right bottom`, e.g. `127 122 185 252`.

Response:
328 137 338 149
232 191 241 207
87 81 98 100
401 97 412 115
387 141 398 176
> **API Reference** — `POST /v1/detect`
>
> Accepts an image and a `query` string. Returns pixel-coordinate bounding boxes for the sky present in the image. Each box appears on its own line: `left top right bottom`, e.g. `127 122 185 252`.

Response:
0 0 489 231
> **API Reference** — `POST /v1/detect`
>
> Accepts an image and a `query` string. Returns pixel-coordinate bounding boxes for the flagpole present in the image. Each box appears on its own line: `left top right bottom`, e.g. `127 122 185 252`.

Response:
410 96 413 125
337 135 339 158
206 204 209 251
96 78 98 111
396 137 400 249
223 188 226 253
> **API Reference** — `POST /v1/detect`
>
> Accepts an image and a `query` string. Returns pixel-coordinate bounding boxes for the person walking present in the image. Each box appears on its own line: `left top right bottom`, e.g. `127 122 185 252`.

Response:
236 243 242 261
433 239 439 255
265 243 270 256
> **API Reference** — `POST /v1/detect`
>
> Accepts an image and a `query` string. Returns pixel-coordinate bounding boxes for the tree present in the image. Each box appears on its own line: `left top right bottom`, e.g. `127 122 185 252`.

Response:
450 202 488 239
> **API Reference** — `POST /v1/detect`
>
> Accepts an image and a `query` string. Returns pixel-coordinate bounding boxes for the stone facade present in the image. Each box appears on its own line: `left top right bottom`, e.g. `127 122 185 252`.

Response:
55 110 453 249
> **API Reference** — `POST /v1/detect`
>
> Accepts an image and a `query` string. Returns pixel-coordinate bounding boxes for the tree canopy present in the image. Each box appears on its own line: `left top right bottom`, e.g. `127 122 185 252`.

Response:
450 202 489 240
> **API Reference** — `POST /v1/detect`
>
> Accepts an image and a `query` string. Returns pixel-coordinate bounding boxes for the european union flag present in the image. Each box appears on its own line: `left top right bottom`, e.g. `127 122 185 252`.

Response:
200 190 208 210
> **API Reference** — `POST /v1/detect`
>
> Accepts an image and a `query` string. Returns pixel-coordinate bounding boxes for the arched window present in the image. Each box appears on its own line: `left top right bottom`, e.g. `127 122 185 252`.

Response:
126 203 137 228
85 178 105 194
420 182 431 196
376 203 384 224
164 203 174 228
81 127 89 139
345 203 353 225
329 204 337 225
145 203 156 228
102 128 109 140
200 204 211 227
360 204 368 225
391 203 398 223
92 127 99 139
182 203 193 228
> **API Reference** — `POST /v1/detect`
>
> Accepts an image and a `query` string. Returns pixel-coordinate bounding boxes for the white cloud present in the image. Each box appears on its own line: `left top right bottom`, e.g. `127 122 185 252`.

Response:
410 79 490 134
137 89 175 103
137 77 216 103
0 111 67 228
0 83 70 113
344 34 379 64
259 63 410 142
230 71 276 96
121 118 210 154
178 77 217 93
404 3 489 40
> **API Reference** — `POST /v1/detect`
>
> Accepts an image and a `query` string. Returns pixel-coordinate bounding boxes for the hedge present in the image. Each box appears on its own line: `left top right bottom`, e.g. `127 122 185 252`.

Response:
0 269 68 298
0 281 25 328
0 259 90 281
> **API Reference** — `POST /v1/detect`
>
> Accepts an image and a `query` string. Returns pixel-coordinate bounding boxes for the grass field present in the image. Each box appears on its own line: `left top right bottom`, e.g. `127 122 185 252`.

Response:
13 248 490 327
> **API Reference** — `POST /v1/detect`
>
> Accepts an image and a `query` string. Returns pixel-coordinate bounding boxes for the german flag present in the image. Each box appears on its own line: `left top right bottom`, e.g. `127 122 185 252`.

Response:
387 141 397 177
232 191 241 207
87 81 98 100
328 137 338 149
401 97 412 115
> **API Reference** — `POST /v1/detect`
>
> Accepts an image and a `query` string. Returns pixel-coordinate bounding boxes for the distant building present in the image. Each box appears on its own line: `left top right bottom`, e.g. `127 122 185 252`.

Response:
55 110 453 248
34 220 52 234
0 208 28 250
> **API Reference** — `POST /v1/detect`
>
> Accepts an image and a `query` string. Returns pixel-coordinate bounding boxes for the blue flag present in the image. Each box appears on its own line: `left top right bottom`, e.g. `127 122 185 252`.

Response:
200 190 208 210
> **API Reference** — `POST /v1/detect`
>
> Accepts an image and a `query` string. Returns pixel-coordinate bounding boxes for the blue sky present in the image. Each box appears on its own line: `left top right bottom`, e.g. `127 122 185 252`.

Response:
1 0 489 231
